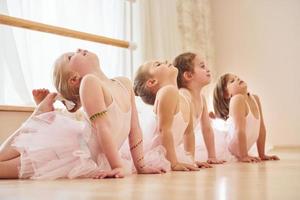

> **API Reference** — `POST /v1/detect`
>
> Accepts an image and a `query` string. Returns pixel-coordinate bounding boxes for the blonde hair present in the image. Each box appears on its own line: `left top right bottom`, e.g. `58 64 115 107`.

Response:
213 73 231 120
173 52 196 88
133 63 156 105
52 54 81 112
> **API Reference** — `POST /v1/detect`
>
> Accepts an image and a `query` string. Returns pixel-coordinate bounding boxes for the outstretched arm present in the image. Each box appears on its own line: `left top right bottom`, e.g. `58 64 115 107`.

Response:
183 99 195 160
254 95 279 161
200 96 225 164
128 85 165 174
128 103 146 172
183 98 211 169
179 89 195 158
80 75 123 175
116 77 165 174
157 86 179 167
158 86 198 171
230 95 258 162
230 95 260 162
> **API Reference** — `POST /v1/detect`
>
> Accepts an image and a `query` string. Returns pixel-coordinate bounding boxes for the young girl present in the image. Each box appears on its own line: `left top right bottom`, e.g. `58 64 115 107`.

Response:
0 49 165 179
213 73 280 162
134 60 210 171
173 52 226 164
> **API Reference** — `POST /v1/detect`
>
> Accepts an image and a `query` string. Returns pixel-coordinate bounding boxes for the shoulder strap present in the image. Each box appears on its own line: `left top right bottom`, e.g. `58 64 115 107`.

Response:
112 78 131 96
250 94 261 118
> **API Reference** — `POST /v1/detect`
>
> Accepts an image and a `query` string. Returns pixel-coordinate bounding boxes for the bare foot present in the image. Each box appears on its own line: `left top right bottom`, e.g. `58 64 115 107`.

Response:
34 93 57 115
32 89 50 105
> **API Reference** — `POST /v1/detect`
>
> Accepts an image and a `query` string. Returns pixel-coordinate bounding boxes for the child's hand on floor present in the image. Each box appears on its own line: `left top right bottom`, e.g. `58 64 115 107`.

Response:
93 167 125 179
239 155 261 163
171 162 200 171
260 154 280 161
137 166 166 174
195 161 213 168
207 158 226 164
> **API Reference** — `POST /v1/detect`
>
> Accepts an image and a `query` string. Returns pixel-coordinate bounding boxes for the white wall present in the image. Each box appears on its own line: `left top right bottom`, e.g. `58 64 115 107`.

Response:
211 0 300 146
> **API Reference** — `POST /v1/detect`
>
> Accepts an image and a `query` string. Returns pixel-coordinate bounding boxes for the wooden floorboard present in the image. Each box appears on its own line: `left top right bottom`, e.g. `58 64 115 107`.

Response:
0 148 299 200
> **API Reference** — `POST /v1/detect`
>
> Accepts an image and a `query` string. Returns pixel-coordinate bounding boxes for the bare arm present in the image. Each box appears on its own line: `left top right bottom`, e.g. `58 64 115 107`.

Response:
157 86 199 171
80 75 122 170
254 95 266 157
157 86 179 166
254 95 279 160
118 78 146 171
183 96 195 161
183 97 211 168
179 89 195 158
115 78 165 174
127 84 146 172
120 78 151 172
200 96 226 164
200 96 217 159
229 95 248 159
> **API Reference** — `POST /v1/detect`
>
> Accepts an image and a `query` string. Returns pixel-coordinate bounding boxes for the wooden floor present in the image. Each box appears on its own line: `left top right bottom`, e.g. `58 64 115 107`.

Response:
0 148 299 200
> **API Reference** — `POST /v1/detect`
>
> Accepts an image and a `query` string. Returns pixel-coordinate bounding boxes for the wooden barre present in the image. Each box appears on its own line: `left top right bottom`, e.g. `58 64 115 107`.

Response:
0 14 130 49
0 105 35 112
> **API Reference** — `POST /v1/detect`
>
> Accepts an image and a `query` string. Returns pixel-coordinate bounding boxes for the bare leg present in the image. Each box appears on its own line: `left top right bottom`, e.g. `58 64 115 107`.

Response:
0 128 21 153
0 92 57 160
32 89 50 105
0 157 20 179
0 147 19 162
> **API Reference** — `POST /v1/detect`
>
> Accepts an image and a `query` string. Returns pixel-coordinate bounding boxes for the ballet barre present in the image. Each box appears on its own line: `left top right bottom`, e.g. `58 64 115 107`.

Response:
0 14 130 49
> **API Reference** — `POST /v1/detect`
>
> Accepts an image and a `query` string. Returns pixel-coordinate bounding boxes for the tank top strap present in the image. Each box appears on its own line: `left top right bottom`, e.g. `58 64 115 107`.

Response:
250 94 261 117
245 94 260 119
111 78 131 97
180 93 191 110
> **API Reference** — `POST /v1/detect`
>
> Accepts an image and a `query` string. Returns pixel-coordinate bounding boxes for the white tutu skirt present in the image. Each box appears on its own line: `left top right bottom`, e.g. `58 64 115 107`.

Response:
142 141 194 172
11 111 131 179
194 119 236 162
194 119 273 162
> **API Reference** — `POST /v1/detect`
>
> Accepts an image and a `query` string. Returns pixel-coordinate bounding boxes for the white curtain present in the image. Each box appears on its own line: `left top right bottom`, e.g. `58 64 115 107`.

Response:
0 1 32 104
133 0 214 74
0 0 130 105
134 0 214 105
133 0 183 71
176 0 215 108
176 0 214 69
1 0 214 106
